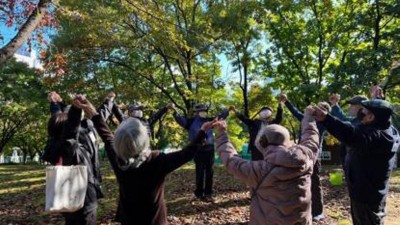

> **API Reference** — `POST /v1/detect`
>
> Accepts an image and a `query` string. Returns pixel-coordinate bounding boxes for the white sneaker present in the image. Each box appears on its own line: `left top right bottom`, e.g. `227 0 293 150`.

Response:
312 214 325 221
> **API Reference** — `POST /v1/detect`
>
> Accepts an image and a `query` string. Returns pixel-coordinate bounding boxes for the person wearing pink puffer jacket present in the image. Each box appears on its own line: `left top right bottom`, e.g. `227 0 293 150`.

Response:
214 105 320 225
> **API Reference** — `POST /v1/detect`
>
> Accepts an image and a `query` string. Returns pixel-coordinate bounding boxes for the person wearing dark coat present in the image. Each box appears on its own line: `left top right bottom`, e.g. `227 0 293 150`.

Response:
126 103 169 141
44 94 104 225
313 99 400 225
229 103 283 161
329 94 367 172
172 104 229 200
74 96 214 225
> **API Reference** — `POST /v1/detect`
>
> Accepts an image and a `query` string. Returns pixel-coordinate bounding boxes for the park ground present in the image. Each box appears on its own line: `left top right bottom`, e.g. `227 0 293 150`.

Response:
1 162 400 225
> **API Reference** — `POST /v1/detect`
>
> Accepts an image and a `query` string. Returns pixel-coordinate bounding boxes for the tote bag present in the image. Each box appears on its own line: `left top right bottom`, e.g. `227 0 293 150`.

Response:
45 165 88 212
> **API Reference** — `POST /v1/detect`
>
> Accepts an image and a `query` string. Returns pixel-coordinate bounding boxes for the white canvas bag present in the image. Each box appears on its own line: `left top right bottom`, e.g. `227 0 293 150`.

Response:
45 165 88 212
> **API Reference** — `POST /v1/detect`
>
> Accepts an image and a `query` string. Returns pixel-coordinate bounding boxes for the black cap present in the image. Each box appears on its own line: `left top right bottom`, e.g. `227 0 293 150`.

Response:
361 99 393 122
128 104 144 111
346 95 368 105
193 104 208 112
260 106 273 112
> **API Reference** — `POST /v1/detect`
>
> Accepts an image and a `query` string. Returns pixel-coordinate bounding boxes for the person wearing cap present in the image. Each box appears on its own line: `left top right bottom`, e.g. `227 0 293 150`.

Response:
329 93 368 125
124 102 173 145
313 99 400 225
229 102 283 161
172 104 229 200
214 105 320 225
279 93 331 221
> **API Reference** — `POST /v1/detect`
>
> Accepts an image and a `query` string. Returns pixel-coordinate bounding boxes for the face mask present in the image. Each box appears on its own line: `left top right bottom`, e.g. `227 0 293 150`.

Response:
198 111 207 118
356 109 366 121
349 108 358 117
259 110 272 119
130 110 143 118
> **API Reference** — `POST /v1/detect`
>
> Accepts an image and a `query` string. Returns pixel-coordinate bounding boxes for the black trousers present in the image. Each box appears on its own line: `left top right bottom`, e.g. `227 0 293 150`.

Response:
351 199 386 225
194 145 214 197
63 208 97 225
311 159 324 217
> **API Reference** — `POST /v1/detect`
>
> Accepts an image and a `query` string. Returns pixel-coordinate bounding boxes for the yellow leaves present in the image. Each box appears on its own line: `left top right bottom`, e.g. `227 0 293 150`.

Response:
219 10 227 18
325 133 340 146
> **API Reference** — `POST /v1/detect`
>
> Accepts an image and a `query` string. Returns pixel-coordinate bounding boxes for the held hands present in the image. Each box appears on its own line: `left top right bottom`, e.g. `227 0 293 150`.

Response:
370 85 384 99
166 103 175 111
304 103 329 121
201 118 218 131
48 91 62 103
279 93 288 103
200 118 227 135
106 91 116 102
72 95 98 118
329 93 340 106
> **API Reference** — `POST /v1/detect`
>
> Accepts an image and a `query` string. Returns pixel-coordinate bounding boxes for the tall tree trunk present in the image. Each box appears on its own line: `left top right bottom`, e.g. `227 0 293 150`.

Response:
0 0 52 63
243 64 249 118
372 0 382 81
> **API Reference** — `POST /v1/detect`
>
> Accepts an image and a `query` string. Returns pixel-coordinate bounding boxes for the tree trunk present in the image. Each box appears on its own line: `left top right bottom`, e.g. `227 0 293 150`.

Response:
0 0 52 63
243 64 249 118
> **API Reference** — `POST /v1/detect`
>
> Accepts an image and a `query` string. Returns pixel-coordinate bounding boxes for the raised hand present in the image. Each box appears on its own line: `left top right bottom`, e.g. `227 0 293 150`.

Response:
106 91 116 101
329 93 340 106
370 85 384 99
313 103 329 122
201 118 218 131
48 91 62 103
304 105 316 117
73 95 97 118
279 93 288 103
213 119 227 134
166 103 175 111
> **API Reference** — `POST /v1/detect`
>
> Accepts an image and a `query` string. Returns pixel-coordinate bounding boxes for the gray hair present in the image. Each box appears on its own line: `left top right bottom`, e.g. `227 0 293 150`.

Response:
255 124 291 152
113 118 151 169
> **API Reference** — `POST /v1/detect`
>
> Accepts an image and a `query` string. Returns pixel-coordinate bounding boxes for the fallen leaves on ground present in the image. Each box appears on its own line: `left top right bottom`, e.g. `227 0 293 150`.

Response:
1 163 400 224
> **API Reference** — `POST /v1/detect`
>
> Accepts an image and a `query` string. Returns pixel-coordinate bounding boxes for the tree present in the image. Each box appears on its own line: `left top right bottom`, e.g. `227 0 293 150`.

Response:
0 0 53 63
0 59 47 154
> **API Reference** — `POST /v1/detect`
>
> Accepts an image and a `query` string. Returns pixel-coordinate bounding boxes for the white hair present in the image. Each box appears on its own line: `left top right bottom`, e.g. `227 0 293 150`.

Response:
113 118 151 169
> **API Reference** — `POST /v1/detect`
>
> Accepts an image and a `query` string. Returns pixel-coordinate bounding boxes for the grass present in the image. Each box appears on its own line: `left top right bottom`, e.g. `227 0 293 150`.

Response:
1 162 400 224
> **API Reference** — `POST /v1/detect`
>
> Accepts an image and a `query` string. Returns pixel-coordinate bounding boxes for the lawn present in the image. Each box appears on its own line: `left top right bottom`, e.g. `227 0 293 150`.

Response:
1 162 400 225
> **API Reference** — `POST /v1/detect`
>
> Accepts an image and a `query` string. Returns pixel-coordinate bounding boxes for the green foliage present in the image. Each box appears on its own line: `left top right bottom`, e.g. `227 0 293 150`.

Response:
0 59 48 154
36 0 400 148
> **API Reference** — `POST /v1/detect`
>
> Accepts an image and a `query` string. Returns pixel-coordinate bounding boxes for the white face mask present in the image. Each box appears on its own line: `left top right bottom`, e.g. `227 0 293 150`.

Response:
130 110 143 118
198 111 207 118
259 110 272 119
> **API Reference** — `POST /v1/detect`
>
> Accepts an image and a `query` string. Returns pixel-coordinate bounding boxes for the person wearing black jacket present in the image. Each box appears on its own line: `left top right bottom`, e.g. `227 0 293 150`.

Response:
229 103 283 160
73 95 214 225
313 99 399 225
126 103 172 143
43 92 108 225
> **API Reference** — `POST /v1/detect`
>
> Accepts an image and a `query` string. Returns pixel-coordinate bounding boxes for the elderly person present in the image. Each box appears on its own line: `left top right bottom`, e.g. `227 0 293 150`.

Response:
125 103 173 142
43 96 104 225
74 96 214 225
229 103 283 161
279 93 331 221
314 99 399 225
329 94 368 125
172 104 229 200
214 105 320 225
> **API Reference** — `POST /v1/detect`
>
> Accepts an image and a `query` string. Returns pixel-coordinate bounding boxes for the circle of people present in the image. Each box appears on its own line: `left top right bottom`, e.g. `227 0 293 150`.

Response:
44 85 398 225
